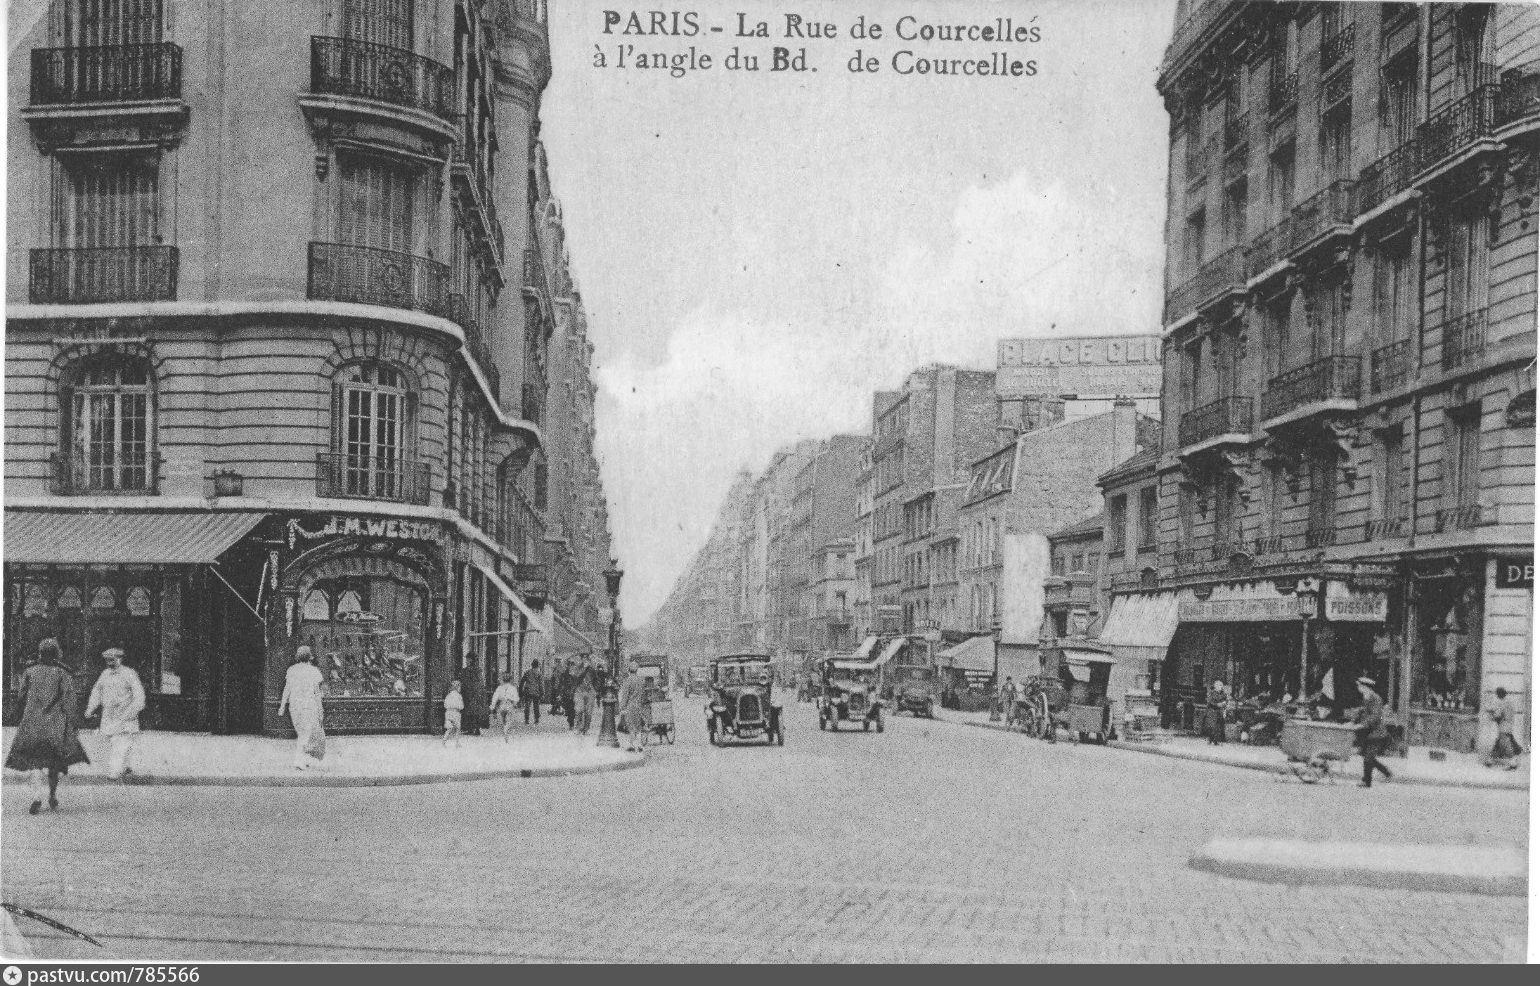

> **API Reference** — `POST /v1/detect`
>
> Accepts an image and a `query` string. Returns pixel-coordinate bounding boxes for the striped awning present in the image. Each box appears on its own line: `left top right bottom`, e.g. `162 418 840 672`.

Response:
3 510 265 565
473 562 548 636
939 634 996 673
552 610 598 656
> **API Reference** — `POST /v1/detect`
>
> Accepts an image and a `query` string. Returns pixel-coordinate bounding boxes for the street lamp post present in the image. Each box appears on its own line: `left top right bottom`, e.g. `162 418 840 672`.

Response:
596 562 624 748
990 619 1003 721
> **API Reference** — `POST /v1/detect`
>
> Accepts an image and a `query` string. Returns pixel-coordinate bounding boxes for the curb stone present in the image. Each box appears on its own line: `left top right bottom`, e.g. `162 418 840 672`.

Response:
3 753 645 789
1189 837 1528 897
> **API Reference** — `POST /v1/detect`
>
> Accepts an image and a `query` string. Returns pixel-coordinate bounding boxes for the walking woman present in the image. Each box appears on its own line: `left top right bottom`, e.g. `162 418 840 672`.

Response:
277 646 326 770
5 638 90 814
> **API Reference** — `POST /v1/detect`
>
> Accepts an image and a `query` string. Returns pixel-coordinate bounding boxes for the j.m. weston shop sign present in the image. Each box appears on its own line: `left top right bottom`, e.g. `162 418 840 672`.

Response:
997 335 1162 398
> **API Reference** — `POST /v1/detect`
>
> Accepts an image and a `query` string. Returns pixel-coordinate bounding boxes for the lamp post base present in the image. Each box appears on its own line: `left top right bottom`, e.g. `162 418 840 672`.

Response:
597 684 620 748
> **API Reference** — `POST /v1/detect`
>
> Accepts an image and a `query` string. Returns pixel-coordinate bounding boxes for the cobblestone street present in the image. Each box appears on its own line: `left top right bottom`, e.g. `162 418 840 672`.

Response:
2 700 1528 962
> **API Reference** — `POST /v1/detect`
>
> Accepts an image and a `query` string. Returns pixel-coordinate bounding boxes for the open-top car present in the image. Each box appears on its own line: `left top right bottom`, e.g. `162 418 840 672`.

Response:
889 663 938 718
818 657 885 732
706 654 785 746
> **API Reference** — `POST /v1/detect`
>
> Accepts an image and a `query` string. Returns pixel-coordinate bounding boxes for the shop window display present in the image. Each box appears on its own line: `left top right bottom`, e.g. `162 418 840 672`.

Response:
294 567 427 699
1416 578 1482 712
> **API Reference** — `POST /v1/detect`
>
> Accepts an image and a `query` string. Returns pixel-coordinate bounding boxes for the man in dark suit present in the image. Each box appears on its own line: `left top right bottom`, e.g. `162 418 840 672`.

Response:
1353 676 1393 788
519 660 543 724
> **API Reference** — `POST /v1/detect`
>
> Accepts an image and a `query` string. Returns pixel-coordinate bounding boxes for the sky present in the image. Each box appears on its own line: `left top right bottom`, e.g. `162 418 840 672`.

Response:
540 0 1178 624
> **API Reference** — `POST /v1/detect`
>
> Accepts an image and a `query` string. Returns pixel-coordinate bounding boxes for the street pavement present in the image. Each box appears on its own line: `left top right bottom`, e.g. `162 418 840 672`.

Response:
1 692 1529 962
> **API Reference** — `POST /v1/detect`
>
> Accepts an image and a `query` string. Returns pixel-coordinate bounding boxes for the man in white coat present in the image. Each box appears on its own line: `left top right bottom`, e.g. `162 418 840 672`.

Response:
86 646 146 780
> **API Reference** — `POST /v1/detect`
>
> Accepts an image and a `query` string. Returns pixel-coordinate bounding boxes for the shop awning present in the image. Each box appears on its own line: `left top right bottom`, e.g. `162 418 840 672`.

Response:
874 637 907 667
1099 592 1183 653
1062 647 1115 665
939 634 996 673
3 510 265 565
552 610 598 656
473 562 548 636
852 636 878 660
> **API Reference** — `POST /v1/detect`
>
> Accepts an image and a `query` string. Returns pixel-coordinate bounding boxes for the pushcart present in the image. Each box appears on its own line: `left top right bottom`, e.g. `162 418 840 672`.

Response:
1013 677 1063 741
644 698 676 744
1279 718 1358 783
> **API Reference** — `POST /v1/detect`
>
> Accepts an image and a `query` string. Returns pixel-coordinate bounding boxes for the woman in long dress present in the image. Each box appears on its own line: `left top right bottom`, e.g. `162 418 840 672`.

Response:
4 638 90 813
277 646 326 769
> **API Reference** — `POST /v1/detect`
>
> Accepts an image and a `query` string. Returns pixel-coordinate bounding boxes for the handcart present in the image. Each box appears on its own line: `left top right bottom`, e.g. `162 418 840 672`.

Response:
1279 718 1359 783
1013 677 1063 741
644 698 676 744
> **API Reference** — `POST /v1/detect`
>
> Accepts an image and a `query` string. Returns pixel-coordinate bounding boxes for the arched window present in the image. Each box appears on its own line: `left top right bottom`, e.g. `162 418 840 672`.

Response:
329 361 419 502
59 352 155 493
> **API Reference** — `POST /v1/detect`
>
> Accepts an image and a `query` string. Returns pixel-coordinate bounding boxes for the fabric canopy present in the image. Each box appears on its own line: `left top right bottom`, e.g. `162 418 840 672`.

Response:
3 510 264 565
939 634 996 673
473 562 548 636
1098 592 1183 653
1061 647 1115 665
552 609 598 656
874 637 907 667
852 636 879 660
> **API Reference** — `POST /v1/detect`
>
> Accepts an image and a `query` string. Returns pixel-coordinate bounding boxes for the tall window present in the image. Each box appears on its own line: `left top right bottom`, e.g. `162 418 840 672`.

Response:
1214 475 1240 548
1308 449 1337 539
1320 107 1351 182
1268 141 1296 224
1380 51 1418 150
339 154 417 255
63 354 154 492
1109 494 1128 554
334 362 415 498
1139 486 1159 549
1184 207 1207 270
1378 427 1406 522
58 152 159 249
1223 179 1248 249
1373 233 1417 348
343 0 414 49
63 0 164 46
1307 278 1349 360
1454 6 1495 95
1447 407 1482 511
1444 210 1491 319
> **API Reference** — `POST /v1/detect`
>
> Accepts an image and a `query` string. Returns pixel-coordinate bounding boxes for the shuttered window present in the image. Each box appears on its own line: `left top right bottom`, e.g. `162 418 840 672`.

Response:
65 0 164 47
338 155 415 254
343 0 414 50
60 152 158 248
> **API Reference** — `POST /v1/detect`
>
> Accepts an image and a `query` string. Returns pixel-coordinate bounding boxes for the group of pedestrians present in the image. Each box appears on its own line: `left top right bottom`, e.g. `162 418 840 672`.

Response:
5 638 147 813
514 656 603 733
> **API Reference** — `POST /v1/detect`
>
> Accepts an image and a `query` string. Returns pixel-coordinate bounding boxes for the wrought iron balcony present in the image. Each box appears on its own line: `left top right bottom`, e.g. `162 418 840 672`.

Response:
1173 547 1199 566
1364 517 1408 541
315 452 430 505
1247 218 1292 275
1262 355 1361 422
1320 22 1355 72
1223 112 1249 152
308 242 450 317
1358 139 1419 213
1305 526 1337 549
50 450 155 496
1289 180 1357 250
1323 68 1353 113
1164 246 1246 323
309 36 454 122
1497 63 1540 128
1436 308 1488 372
30 246 178 304
1416 84 1498 174
31 43 182 104
1370 339 1412 394
1434 503 1493 532
1162 0 1234 76
1179 396 1254 448
1043 577 1095 609
1251 535 1285 556
1269 69 1299 115
447 293 501 401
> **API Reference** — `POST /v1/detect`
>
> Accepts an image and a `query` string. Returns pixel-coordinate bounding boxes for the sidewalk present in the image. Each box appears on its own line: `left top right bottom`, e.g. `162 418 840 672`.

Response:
1 722 642 788
1190 837 1528 897
938 708 1529 791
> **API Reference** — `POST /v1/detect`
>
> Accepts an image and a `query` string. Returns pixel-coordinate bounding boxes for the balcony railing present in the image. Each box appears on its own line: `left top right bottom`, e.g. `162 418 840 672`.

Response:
1162 0 1233 76
1434 503 1493 532
308 242 450 317
521 383 543 425
310 36 455 122
1247 218 1292 275
1305 526 1338 549
1289 180 1357 249
1496 63 1540 128
1224 112 1249 151
1251 535 1286 556
1416 84 1497 173
1364 517 1408 540
1358 139 1420 213
316 452 431 505
1173 547 1198 566
447 293 501 401
1269 70 1299 115
50 450 155 496
1436 308 1488 372
31 43 182 104
1165 246 1246 323
1321 22 1355 72
1323 68 1353 112
1179 396 1254 447
29 246 178 304
1262 355 1361 421
1370 339 1412 393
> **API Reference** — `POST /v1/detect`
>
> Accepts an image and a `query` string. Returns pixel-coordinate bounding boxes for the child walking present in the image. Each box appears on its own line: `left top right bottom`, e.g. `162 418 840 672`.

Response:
489 673 520 743
442 679 464 748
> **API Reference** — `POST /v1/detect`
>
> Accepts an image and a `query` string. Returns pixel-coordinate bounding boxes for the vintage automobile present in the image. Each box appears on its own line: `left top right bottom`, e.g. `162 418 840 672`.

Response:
705 654 785 746
818 658 885 732
684 665 711 697
889 663 939 718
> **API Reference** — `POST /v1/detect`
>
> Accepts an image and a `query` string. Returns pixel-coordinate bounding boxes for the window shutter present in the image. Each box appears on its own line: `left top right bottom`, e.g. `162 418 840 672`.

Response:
330 378 344 454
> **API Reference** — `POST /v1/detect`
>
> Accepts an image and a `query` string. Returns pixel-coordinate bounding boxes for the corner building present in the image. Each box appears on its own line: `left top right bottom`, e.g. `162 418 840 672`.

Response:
4 1 616 734
1139 1 1535 752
